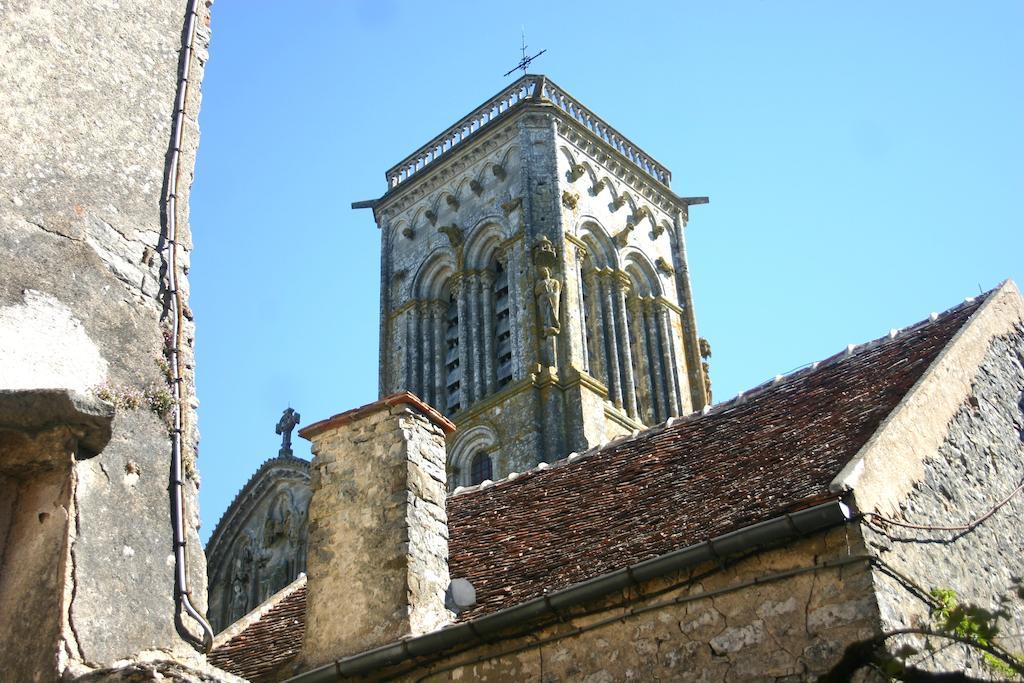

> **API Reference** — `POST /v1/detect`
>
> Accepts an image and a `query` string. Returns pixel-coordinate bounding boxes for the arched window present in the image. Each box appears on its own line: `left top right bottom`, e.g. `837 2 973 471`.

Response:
469 451 492 485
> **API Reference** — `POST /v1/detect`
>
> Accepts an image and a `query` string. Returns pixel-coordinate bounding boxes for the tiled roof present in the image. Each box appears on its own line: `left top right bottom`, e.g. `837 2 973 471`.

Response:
207 581 307 682
207 293 986 678
446 295 984 618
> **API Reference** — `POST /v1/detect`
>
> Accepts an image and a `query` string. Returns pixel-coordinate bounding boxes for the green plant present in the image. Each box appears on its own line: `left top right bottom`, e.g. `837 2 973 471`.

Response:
930 587 1018 677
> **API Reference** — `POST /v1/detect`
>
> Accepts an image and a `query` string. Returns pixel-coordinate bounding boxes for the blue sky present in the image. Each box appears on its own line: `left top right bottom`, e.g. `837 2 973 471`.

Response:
191 1 1023 541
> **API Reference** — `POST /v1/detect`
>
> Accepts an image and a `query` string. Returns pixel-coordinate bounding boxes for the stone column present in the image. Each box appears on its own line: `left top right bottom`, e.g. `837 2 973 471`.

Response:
628 296 653 424
480 271 496 396
583 270 606 385
471 272 487 401
614 273 639 419
453 277 470 409
644 299 666 422
600 271 623 409
433 301 446 410
657 305 681 416
297 393 455 668
409 302 422 397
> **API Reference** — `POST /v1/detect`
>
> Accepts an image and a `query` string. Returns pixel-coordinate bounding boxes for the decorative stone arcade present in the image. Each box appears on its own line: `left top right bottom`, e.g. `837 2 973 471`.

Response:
363 75 710 488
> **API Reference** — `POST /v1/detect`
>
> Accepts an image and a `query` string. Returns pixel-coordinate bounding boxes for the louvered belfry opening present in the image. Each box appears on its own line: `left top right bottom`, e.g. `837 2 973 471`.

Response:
493 260 513 388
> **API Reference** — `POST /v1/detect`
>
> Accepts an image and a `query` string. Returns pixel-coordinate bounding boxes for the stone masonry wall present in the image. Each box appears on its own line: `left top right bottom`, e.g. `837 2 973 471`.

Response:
864 328 1024 678
359 526 882 683
0 0 212 667
298 401 452 671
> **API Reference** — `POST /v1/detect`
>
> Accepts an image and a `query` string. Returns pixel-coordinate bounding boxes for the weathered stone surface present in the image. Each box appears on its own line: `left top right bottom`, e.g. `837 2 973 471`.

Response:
70 652 245 683
864 328 1024 678
361 528 882 682
297 397 452 671
0 389 114 466
0 0 212 672
371 81 707 486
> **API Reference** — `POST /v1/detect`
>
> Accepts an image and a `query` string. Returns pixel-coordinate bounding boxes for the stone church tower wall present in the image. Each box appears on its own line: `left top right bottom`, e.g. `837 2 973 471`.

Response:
0 0 213 675
368 76 710 487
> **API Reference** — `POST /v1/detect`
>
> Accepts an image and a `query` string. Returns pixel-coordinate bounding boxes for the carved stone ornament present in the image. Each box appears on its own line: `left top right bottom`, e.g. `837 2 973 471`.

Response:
702 360 713 404
561 190 579 211
491 163 506 180
402 226 415 239
425 209 437 225
651 222 666 238
500 196 523 216
567 163 586 182
469 179 484 196
614 224 634 248
699 337 712 359
445 194 460 210
534 265 562 338
532 235 558 268
611 195 627 211
655 257 675 276
438 223 464 248
590 178 607 195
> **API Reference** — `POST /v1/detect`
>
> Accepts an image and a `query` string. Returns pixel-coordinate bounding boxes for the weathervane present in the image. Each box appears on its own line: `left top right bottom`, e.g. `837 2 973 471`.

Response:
503 28 546 77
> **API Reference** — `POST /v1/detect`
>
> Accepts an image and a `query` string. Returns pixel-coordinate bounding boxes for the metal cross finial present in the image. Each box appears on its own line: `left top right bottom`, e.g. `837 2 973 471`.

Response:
503 28 546 78
275 407 301 458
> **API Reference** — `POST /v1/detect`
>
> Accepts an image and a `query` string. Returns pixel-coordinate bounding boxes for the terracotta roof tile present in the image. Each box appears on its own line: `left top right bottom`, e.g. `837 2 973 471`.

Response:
206 293 986 677
446 295 984 618
208 583 306 682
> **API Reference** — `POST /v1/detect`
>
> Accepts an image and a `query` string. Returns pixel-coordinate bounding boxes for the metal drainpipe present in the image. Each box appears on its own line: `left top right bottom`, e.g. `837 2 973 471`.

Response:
165 0 214 653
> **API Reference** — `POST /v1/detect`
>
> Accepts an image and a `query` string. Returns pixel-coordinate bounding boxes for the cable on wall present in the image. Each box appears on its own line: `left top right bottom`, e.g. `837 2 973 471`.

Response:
164 0 214 653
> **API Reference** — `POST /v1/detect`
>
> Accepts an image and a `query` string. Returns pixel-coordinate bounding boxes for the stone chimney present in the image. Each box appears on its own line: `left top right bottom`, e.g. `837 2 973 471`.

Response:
295 392 455 669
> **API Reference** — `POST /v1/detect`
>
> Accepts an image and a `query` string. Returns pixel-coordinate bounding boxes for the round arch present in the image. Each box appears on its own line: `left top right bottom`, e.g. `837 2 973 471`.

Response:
449 423 499 486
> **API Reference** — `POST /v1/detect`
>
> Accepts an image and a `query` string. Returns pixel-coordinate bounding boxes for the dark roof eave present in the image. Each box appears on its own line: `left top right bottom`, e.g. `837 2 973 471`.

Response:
283 497 852 683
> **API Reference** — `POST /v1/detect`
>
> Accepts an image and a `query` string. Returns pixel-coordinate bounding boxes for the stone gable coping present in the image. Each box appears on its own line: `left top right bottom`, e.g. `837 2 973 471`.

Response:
298 391 456 441
211 574 307 650
830 279 1024 516
204 455 311 566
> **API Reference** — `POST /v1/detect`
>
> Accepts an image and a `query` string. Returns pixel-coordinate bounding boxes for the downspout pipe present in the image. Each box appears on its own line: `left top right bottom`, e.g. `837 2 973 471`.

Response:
165 0 214 653
285 498 852 682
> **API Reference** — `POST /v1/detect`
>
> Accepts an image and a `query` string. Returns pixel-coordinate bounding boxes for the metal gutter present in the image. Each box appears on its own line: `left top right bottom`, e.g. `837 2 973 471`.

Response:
284 498 852 682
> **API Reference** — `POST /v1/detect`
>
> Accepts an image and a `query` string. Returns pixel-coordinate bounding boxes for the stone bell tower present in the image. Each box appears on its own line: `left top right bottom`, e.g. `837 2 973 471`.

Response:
359 75 709 487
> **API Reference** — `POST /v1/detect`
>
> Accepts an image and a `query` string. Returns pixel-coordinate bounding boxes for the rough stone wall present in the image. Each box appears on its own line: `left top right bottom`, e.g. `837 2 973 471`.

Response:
298 402 452 670
0 434 76 683
359 527 881 683
0 0 211 668
863 328 1024 678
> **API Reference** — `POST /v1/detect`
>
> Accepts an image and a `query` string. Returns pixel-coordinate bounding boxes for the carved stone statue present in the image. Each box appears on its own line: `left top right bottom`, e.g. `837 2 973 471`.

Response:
228 538 254 623
531 236 562 342
534 267 561 337
262 493 293 547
